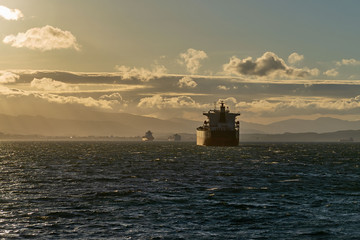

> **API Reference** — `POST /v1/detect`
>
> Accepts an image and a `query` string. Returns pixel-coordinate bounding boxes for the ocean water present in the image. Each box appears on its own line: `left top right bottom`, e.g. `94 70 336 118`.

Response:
1 141 360 239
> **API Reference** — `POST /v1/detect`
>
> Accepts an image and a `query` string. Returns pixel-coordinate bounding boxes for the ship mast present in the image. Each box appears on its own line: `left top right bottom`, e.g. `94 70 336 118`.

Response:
219 101 226 123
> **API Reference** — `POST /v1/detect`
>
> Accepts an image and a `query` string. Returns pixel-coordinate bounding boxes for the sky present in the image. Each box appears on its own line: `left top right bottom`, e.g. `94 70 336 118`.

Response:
1 0 360 125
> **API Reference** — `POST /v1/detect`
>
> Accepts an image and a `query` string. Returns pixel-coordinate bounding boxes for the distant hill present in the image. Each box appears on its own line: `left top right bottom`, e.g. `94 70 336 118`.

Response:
241 130 360 142
1 112 360 138
241 117 360 134
0 113 198 137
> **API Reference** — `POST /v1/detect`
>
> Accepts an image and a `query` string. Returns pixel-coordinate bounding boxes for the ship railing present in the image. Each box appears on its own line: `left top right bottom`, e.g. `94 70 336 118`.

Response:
197 126 210 130
211 127 236 131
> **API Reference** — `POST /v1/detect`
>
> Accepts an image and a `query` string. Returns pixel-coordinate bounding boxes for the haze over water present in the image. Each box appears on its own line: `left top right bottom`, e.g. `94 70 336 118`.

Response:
1 141 360 239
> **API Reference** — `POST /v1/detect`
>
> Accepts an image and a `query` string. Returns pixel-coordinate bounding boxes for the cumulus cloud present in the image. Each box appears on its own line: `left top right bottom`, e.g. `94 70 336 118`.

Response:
217 85 230 91
177 76 197 88
223 52 319 79
138 95 205 109
100 93 123 101
30 78 79 91
115 64 167 82
323 68 339 77
99 93 128 107
0 5 23 20
0 72 19 84
179 48 208 74
288 52 304 64
336 58 360 66
3 25 80 51
216 97 238 110
221 97 237 104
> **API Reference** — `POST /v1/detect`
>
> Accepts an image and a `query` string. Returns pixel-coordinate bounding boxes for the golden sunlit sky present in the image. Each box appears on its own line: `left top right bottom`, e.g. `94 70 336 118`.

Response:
1 0 360 125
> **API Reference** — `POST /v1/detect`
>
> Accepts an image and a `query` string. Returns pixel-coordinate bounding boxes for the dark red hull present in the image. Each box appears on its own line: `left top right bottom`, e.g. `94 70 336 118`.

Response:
196 129 239 146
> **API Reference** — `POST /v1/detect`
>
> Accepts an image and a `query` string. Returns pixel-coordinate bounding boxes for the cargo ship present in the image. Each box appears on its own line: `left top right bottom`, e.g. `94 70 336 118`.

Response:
142 130 154 141
197 101 240 146
168 134 181 141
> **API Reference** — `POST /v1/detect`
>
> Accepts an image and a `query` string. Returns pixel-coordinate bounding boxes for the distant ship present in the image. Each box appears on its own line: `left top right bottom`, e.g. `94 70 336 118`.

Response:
339 137 354 142
197 101 240 146
168 134 181 141
142 130 154 141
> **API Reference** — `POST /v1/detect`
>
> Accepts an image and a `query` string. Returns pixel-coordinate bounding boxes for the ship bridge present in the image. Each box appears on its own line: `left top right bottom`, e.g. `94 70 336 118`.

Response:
203 101 240 130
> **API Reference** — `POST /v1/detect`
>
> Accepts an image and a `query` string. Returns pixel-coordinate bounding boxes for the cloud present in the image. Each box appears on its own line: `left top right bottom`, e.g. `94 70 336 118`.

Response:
223 52 319 79
99 93 123 101
217 97 238 109
0 85 137 124
138 95 205 109
0 5 23 20
0 72 19 84
115 64 167 82
38 94 114 109
217 85 230 91
288 52 304 64
179 48 208 74
177 76 197 88
336 58 360 66
323 68 339 77
5 68 360 122
0 87 115 110
0 85 17 95
30 78 79 91
233 96 360 117
99 93 128 107
3 25 80 51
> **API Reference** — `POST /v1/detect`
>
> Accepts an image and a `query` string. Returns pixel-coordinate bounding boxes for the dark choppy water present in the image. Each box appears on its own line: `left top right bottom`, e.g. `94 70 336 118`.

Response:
1 141 360 239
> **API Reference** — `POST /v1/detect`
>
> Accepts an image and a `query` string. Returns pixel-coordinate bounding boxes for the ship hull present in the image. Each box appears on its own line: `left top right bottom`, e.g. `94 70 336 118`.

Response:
142 138 153 142
197 128 239 146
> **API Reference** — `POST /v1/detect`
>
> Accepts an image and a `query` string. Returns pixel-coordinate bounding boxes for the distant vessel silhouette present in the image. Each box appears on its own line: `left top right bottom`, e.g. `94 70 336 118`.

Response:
197 101 240 146
168 134 181 141
142 130 154 141
339 137 354 142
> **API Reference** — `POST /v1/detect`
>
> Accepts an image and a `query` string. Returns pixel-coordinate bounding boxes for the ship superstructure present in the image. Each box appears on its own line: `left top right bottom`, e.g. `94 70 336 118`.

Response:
142 130 154 141
168 134 181 141
196 101 240 146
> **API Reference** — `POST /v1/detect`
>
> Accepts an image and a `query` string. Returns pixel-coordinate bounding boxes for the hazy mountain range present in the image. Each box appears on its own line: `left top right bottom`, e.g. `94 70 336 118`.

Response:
241 117 360 134
0 112 198 137
241 130 360 142
0 112 360 138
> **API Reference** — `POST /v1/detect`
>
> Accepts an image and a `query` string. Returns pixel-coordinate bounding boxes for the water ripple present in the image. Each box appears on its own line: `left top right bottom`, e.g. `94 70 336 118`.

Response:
0 142 360 239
